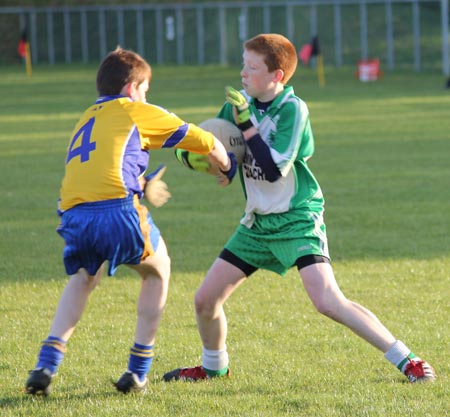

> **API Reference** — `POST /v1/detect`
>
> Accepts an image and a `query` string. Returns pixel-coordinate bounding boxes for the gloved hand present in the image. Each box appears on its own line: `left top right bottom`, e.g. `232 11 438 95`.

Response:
225 86 253 130
143 164 171 207
218 152 237 185
175 149 216 175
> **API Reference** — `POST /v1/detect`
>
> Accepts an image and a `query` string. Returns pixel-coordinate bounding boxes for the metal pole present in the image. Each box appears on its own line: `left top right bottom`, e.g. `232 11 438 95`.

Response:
136 8 144 57
46 11 55 65
360 0 368 60
117 9 125 47
30 11 37 64
385 0 394 70
310 4 317 38
442 0 449 76
64 9 72 63
176 7 183 65
412 0 420 72
156 8 163 64
219 6 227 65
286 4 294 43
98 9 107 60
334 2 343 67
197 6 205 65
80 9 88 64
263 4 270 33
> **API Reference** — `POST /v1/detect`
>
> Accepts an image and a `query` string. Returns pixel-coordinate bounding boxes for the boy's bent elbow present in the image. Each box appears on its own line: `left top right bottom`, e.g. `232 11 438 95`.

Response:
266 174 281 183
265 170 282 183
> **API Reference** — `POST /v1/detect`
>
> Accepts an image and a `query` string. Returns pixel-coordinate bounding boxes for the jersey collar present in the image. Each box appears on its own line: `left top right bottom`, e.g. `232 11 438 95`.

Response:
95 95 126 104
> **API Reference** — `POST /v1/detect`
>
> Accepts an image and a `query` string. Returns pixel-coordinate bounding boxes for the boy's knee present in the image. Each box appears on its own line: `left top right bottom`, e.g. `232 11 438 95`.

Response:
311 292 348 321
155 254 171 281
313 301 335 317
75 269 101 290
194 291 215 318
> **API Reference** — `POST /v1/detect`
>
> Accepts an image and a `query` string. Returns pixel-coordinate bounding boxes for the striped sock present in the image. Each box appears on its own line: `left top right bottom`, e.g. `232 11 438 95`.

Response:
397 352 418 373
202 346 229 377
203 367 229 377
36 336 67 375
127 343 154 382
384 340 417 373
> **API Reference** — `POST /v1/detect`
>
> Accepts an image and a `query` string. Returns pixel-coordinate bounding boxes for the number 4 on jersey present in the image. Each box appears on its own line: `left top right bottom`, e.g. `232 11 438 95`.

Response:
66 117 96 164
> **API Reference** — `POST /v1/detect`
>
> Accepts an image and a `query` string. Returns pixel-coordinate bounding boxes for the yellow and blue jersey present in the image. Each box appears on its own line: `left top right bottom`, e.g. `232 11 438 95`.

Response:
60 95 215 211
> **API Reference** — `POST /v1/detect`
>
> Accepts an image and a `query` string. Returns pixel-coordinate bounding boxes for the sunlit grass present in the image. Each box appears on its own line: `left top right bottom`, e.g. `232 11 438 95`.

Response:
0 64 449 416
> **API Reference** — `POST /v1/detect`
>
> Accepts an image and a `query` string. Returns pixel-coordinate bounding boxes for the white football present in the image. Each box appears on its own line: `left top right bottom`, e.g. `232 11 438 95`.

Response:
199 118 246 165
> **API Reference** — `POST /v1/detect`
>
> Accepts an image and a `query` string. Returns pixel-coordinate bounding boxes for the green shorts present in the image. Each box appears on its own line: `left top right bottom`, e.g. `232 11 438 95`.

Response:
224 209 330 276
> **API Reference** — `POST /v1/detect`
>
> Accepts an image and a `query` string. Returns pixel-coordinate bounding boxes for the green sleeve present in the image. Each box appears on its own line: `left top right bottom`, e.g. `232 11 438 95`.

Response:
216 102 236 124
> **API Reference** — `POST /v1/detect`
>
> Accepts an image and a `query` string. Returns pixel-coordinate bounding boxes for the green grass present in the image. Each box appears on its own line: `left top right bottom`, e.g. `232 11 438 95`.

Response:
1 64 449 416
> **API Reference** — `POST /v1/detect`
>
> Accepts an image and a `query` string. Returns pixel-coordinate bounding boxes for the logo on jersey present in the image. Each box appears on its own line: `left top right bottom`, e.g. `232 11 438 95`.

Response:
242 150 266 181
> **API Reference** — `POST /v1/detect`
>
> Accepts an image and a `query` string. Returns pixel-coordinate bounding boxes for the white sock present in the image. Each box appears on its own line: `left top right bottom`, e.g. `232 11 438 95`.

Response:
384 340 417 372
202 345 229 371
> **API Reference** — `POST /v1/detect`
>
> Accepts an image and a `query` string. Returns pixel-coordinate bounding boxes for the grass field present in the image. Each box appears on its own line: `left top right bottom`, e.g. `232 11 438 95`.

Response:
0 63 449 417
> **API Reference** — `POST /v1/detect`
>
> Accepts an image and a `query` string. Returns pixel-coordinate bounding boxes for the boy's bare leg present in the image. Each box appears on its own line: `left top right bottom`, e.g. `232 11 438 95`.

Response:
195 258 246 351
299 262 396 352
299 262 435 382
130 238 171 346
49 267 104 341
114 237 171 393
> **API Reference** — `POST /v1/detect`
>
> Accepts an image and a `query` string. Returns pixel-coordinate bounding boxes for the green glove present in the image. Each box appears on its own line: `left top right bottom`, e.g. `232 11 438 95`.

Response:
225 86 253 129
174 149 212 174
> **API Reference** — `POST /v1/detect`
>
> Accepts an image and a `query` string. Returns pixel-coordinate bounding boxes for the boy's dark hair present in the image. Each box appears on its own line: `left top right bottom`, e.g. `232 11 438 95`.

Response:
96 46 152 96
244 34 297 84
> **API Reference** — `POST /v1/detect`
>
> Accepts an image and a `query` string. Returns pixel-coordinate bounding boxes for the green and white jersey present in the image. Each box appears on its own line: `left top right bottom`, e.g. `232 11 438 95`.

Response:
217 85 324 228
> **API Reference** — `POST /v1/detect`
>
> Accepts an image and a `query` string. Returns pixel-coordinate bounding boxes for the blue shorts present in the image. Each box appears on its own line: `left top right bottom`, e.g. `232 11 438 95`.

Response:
57 196 160 276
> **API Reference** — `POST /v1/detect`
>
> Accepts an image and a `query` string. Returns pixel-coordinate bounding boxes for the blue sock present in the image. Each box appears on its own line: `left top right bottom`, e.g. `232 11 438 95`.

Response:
127 343 154 382
36 336 67 375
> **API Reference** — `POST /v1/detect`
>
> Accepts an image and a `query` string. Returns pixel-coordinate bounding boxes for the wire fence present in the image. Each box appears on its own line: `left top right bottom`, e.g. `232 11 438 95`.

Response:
1 0 449 74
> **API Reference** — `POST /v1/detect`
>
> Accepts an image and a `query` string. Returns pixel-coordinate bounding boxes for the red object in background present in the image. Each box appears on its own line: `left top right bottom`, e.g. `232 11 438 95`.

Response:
18 30 28 58
299 43 313 65
298 36 321 65
356 59 383 81
18 40 27 58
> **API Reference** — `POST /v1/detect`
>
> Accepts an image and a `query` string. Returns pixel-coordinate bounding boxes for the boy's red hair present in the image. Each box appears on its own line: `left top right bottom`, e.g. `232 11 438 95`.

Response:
244 34 297 84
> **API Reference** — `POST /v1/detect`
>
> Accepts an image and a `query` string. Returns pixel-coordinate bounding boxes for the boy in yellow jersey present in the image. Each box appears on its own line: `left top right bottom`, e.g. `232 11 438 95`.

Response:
25 47 236 395
163 34 435 384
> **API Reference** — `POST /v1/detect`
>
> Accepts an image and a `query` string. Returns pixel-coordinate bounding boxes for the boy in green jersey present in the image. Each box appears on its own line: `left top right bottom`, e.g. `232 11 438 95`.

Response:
164 34 435 383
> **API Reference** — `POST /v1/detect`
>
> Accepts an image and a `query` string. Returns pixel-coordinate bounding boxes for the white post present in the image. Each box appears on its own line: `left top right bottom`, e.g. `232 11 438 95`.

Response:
219 6 227 66
334 2 342 67
197 6 205 65
136 9 144 57
64 10 71 64
46 10 54 65
98 9 107 60
385 0 394 70
442 0 449 76
80 9 88 64
117 9 124 47
412 0 420 72
156 8 163 64
176 7 183 65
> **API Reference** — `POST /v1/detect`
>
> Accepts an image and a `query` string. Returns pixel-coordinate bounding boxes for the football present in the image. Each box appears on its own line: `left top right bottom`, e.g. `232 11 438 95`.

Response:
199 118 246 165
